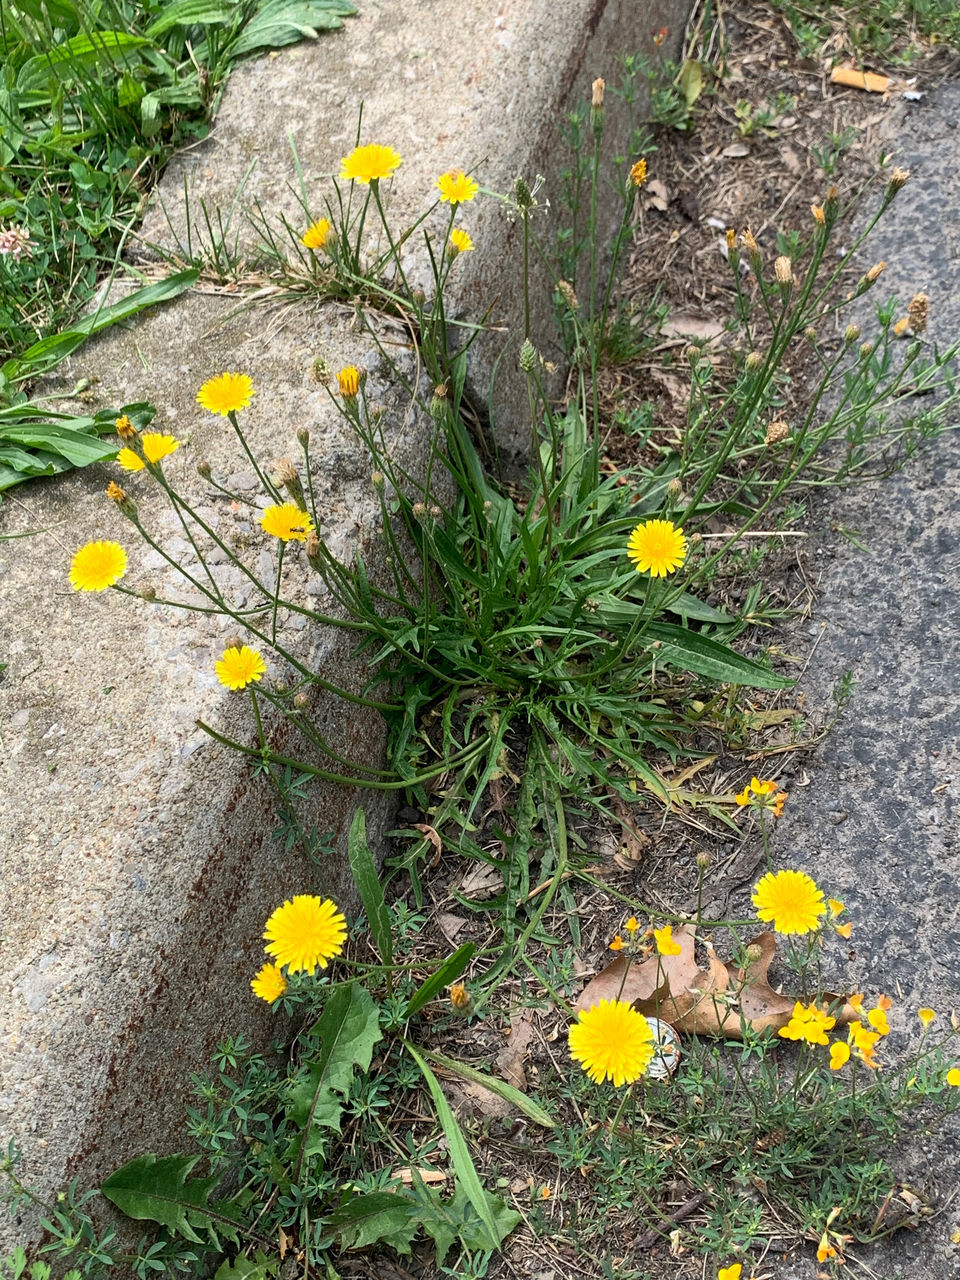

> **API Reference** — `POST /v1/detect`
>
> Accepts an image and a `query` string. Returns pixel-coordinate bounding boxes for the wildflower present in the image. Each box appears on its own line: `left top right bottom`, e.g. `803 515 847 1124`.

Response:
834 921 852 938
629 157 648 188
539 1186 551 1200
301 218 336 252
817 1237 838 1264
947 1067 960 1087
115 414 136 440
435 169 479 204
811 203 825 226
337 366 360 398
847 1020 881 1068
449 982 472 1012
778 1001 835 1046
625 916 639 933
653 925 682 957
717 1266 742 1280
263 895 348 974
828 898 844 916
908 291 929 333
740 228 759 252
448 227 474 256
340 143 402 184
215 644 266 691
829 1041 850 1070
752 869 826 935
141 433 180 465
260 502 315 542
197 372 255 416
106 482 138 521
251 962 287 1003
653 26 668 46
867 1005 891 1036
848 992 865 1013
918 1008 936 1028
893 316 911 337
69 540 128 592
116 448 145 472
735 776 787 816
568 999 654 1086
0 224 36 260
609 935 624 951
626 518 687 578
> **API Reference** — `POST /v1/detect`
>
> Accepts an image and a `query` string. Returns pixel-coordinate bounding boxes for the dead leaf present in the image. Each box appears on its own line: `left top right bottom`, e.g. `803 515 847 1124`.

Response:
414 823 443 866
393 1166 446 1185
648 367 687 405
443 1076 514 1120
496 1010 536 1090
459 864 503 898
721 142 751 158
610 797 651 869
577 928 861 1039
780 144 802 175
278 1226 290 1260
437 912 467 944
643 178 669 212
660 314 726 343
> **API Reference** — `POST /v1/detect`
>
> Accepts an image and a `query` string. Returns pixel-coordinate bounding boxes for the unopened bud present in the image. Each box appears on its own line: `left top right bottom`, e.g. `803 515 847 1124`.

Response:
197 459 212 479
908 291 929 334
115 414 136 440
745 943 764 965
412 501 427 519
297 427 310 448
804 326 818 344
667 477 683 499
811 203 825 226
859 342 874 359
293 691 311 710
141 584 157 602
696 851 711 870
411 288 426 310
106 481 138 520
273 457 306 510
304 532 324 573
685 344 700 365
887 166 910 192
844 323 861 344
774 256 793 290
519 338 538 372
371 470 385 489
429 504 442 519
865 261 886 283
449 982 472 1013
591 77 605 133
745 350 763 372
311 357 330 385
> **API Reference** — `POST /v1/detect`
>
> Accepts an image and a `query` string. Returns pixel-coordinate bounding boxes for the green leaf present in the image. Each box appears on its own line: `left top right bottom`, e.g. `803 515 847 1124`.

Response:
404 942 474 1020
404 1044 503 1249
289 983 381 1159
226 0 356 59
101 1153 239 1247
645 621 792 689
143 0 236 39
17 32 151 92
0 423 118 467
213 1251 277 1280
677 58 704 108
663 590 732 624
347 808 393 968
326 1190 419 1254
421 1049 555 1128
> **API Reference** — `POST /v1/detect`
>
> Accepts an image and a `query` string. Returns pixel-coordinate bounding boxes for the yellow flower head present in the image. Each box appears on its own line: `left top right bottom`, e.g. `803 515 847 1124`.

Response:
847 1020 881 1067
197 372 255 416
260 502 315 542
828 898 845 916
867 1006 890 1036
918 1007 936 1028
626 518 687 578
69 540 127 592
625 916 639 933
817 1238 838 1264
947 1067 960 1087
116 447 146 472
263 895 348 974
115 414 136 439
848 991 865 1013
569 999 654 1087
251 962 287 1003
449 982 471 1011
752 869 826 935
340 143 402 184
449 227 475 257
778 1001 835 1046
717 1266 742 1280
436 169 479 204
215 644 266 691
829 1040 850 1070
140 433 180 465
302 218 336 251
337 366 360 398
653 925 682 957
630 158 648 188
609 935 624 952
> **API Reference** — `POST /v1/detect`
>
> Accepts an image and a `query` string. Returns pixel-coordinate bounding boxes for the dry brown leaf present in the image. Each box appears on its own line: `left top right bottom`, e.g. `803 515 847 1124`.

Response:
660 314 727 343
496 1010 536 1090
414 823 442 866
721 142 751 158
578 928 861 1040
437 912 467 944
393 1166 446 1185
643 178 669 211
459 864 503 897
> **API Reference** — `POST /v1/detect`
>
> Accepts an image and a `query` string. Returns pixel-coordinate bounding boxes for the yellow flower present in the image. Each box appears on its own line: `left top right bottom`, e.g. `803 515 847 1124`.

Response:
115 414 136 439
337 366 360 398
828 898 845 916
436 169 479 204
817 1237 837 1264
251 962 287 1002
834 921 852 939
539 1186 551 1200
264 895 348 974
752 869 826 935
625 916 639 933
653 925 682 956
918 1008 936 1028
609 935 624 951
340 143 402 184
197 372 255 416
140 433 180 465
947 1067 960 1087
867 1006 890 1036
626 518 687 578
302 218 335 251
215 644 266 691
717 1266 742 1280
630 157 648 188
569 999 654 1087
847 1020 881 1068
829 1041 850 1070
260 502 315 542
116 447 146 472
69 540 127 591
778 1001 835 1046
848 991 865 1013
449 982 471 1011
449 227 474 256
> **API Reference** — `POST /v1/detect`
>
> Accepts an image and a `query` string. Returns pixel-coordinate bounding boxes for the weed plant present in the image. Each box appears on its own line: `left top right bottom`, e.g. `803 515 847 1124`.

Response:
7 63 960 1280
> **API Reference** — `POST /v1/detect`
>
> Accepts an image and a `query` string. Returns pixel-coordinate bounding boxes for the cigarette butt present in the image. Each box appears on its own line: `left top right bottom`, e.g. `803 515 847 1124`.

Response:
830 66 889 93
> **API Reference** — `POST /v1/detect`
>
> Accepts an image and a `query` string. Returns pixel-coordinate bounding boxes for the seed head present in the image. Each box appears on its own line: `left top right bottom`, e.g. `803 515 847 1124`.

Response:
907 291 929 334
765 420 789 446
293 691 311 710
740 229 758 253
557 279 579 311
514 176 534 209
519 338 539 372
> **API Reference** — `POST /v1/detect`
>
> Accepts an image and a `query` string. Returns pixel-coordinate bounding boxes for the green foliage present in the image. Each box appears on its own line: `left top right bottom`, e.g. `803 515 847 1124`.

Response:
771 0 960 60
101 1154 242 1248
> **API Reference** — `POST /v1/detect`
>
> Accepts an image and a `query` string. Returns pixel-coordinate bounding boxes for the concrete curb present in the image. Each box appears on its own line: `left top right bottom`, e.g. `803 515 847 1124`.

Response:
0 0 691 1253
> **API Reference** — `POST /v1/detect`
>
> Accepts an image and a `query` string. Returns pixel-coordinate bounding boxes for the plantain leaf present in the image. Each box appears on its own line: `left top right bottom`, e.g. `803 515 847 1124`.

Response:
645 621 792 690
326 1190 419 1254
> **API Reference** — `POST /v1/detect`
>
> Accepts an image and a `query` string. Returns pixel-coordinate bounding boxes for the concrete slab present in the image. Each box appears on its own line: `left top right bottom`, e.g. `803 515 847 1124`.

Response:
0 0 692 1253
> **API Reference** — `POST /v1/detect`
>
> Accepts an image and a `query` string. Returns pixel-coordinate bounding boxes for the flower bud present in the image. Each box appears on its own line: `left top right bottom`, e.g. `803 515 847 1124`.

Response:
304 532 324 573
293 691 311 710
803 326 818 344
140 584 157 602
667 477 683 499
844 323 861 344
297 426 310 448
629 157 648 188
745 350 764 371
590 77 605 134
197 459 212 479
224 634 243 652
273 457 306 510
371 470 385 489
337 366 360 399
106 481 138 520
774 256 794 291
519 338 538 372
696 851 711 870
115 414 136 440
859 342 874 359
865 261 886 283
449 982 473 1014
887 166 910 194
811 203 825 226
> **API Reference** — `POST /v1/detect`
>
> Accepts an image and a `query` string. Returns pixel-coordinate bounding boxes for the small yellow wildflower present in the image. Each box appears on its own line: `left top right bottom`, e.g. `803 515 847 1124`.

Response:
197 372 255 416
630 158 648 188
115 414 136 439
449 982 472 1011
301 218 336 252
435 170 479 204
778 1001 835 1046
337 365 360 398
653 925 682 957
752 869 826 935
625 916 639 933
947 1067 960 1087
263 895 348 974
717 1265 742 1280
918 1008 936 1028
215 644 266 691
626 518 687 578
569 999 654 1086
340 143 402 184
609 935 624 952
116 448 146 472
260 502 315 542
829 1041 850 1070
449 227 475 256
867 1006 890 1036
251 962 287 1003
69 541 128 592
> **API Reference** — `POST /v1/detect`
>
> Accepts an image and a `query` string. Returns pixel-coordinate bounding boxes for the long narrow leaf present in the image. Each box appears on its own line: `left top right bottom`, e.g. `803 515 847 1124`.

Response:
422 1049 555 1128
347 808 393 968
404 943 474 1021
